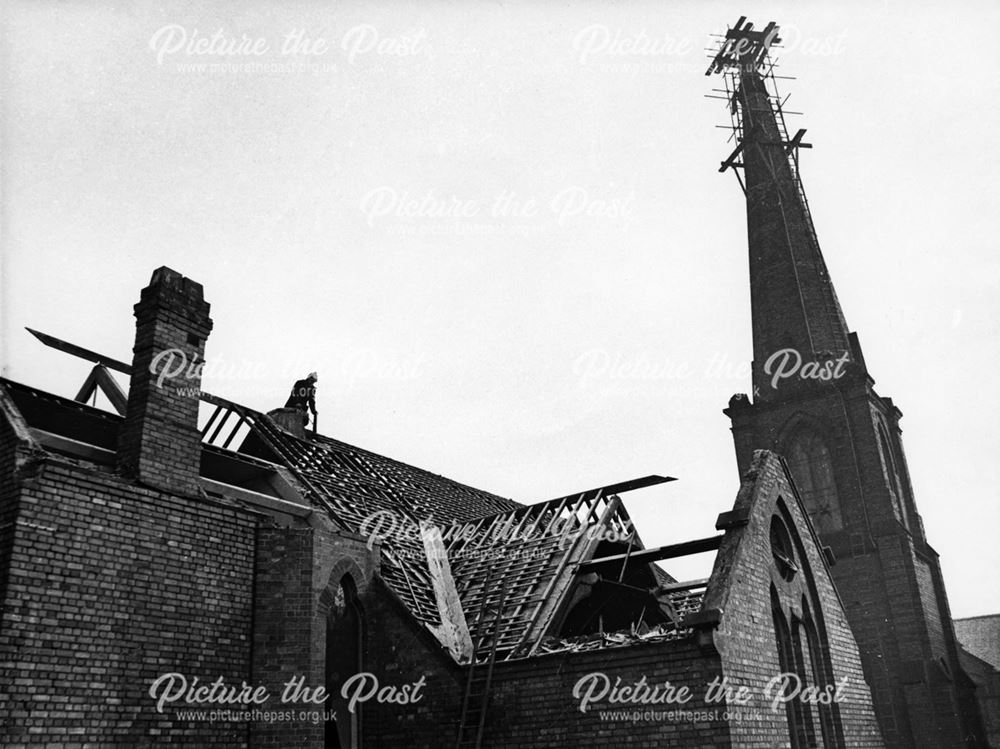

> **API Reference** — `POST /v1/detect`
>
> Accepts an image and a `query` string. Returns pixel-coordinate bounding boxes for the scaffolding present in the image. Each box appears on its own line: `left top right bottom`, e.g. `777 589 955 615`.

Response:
705 16 849 358
705 17 811 196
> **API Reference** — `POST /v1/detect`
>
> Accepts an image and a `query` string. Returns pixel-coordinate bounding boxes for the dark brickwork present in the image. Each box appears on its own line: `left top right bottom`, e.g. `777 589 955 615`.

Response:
0 412 888 747
0 409 27 621
358 584 728 749
249 519 378 748
355 578 465 749
726 69 985 741
0 453 257 747
481 642 727 748
0 264 890 747
0 421 408 748
117 266 213 497
728 380 980 747
706 450 884 747
0 439 885 747
352 450 884 748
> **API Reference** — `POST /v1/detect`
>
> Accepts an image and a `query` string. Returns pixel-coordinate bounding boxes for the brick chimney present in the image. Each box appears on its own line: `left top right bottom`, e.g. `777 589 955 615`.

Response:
117 267 213 496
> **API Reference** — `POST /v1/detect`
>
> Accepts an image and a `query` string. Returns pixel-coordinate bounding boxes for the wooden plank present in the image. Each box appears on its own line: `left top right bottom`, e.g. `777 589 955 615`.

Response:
577 535 724 572
201 404 223 439
221 415 247 450
29 427 115 464
656 577 711 594
538 475 675 506
719 142 745 173
207 408 234 444
522 495 625 658
422 522 474 664
199 477 312 519
26 328 132 374
74 364 128 415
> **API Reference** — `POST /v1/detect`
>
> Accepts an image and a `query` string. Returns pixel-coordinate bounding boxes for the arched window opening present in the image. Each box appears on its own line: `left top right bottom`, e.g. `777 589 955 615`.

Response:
801 605 840 748
772 587 804 748
770 503 846 749
878 423 909 530
771 515 798 582
784 429 843 534
326 575 363 749
792 618 824 748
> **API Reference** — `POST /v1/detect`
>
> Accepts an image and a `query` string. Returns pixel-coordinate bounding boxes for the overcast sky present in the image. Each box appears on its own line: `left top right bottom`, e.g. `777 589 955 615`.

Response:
2 1 998 617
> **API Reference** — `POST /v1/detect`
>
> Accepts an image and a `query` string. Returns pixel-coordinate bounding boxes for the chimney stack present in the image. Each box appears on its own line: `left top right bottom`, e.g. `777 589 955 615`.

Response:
117 267 213 496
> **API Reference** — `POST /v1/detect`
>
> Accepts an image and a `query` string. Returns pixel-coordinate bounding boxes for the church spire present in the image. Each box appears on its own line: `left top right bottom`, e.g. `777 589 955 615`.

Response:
708 18 859 402
709 19 987 747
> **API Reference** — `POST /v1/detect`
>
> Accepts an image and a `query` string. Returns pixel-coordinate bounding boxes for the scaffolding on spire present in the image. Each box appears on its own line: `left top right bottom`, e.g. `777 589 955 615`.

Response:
705 16 836 338
705 16 854 387
705 17 813 213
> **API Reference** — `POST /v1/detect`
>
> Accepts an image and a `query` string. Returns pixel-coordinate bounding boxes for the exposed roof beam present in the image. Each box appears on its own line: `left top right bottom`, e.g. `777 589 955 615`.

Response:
577 535 723 573
75 364 128 415
26 328 132 375
540 475 676 505
200 477 312 519
655 577 711 594
421 522 473 664
29 427 115 464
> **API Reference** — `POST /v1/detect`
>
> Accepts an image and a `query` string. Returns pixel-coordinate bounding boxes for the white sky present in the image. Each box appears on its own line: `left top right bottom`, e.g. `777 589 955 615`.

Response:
2 1 998 617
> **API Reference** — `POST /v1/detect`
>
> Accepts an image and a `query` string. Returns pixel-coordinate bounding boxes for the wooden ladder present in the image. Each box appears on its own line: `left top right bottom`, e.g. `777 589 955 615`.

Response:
455 570 508 749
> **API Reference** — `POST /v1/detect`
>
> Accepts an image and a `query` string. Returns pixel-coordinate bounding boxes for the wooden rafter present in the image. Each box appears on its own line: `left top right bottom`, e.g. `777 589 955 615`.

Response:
75 364 128 415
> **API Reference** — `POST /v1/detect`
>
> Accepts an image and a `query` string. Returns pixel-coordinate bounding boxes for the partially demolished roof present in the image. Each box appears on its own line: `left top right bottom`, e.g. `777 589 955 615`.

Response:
198 393 684 661
3 372 709 663
443 481 653 660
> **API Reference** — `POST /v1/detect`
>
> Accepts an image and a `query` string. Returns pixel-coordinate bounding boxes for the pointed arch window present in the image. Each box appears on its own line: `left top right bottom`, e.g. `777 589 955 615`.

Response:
801 603 840 746
785 430 843 534
877 423 909 529
326 575 363 749
771 588 800 743
770 500 845 748
791 617 823 748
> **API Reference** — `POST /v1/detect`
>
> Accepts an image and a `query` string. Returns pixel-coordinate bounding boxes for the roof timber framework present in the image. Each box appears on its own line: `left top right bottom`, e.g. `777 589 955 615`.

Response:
198 394 682 661
201 394 456 626
447 487 642 661
17 329 708 665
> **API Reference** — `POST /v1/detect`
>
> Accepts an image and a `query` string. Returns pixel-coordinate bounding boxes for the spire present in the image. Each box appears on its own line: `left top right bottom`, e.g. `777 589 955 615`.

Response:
708 18 860 401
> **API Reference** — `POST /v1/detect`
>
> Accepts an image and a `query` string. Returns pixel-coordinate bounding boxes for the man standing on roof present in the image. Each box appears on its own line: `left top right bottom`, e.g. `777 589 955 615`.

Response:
285 371 318 429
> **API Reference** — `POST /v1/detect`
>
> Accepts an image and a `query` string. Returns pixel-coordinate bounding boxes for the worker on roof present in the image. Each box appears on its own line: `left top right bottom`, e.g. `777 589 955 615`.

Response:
285 371 318 429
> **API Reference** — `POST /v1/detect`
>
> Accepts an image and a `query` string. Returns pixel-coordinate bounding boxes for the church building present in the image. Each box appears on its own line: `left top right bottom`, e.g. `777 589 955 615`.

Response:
712 16 987 748
0 15 988 749
0 264 885 746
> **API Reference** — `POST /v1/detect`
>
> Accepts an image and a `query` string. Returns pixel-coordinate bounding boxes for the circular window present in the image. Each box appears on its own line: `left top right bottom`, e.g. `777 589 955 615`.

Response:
770 515 798 581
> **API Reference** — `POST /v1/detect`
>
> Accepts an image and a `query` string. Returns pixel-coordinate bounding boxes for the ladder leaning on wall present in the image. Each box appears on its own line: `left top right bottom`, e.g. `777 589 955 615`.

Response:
455 567 509 749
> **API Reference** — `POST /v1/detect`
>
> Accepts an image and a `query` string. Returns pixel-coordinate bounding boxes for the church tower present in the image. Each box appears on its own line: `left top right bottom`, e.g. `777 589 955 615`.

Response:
708 18 985 748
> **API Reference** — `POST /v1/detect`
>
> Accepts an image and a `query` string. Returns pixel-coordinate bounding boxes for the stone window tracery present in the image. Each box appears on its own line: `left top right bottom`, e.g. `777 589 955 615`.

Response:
785 429 843 533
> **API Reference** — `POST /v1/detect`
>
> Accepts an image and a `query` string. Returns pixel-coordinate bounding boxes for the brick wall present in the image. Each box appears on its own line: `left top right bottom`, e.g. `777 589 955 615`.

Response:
351 455 887 747
117 267 213 497
707 450 884 748
356 579 463 749
727 381 981 747
482 641 727 748
0 453 257 747
249 518 379 748
356 581 728 749
0 425 892 747
0 411 27 619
